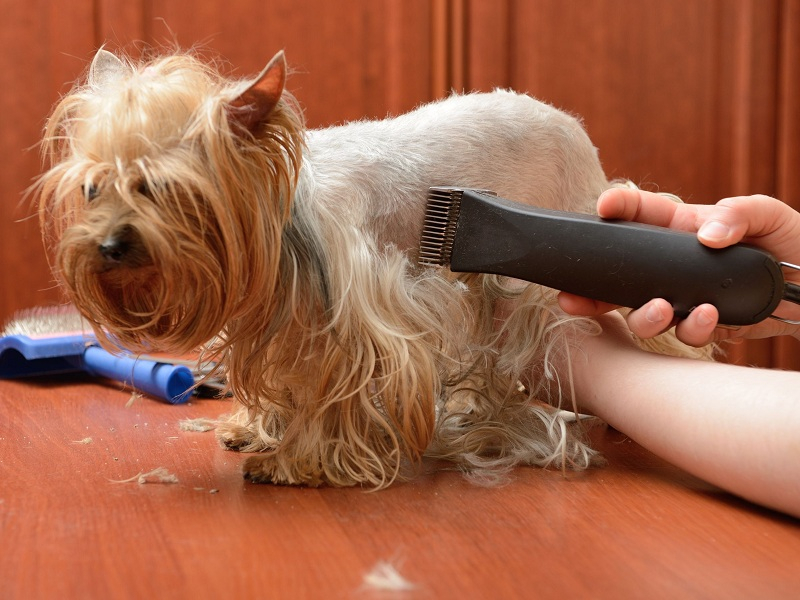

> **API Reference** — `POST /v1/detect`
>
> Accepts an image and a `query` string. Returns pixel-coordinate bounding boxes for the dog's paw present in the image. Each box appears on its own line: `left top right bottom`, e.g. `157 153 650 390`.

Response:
242 454 324 487
215 421 275 452
241 455 281 484
215 423 251 451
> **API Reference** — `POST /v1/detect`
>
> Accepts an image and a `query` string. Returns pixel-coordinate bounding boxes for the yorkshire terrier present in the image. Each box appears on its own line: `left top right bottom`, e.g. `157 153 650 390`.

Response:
37 48 703 487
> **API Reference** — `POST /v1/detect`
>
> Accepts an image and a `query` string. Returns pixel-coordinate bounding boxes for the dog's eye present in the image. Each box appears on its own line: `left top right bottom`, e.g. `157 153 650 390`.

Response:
81 184 99 201
137 181 152 198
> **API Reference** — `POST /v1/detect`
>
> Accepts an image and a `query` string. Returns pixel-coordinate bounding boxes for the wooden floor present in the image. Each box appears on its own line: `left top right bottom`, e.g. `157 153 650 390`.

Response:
1 374 799 599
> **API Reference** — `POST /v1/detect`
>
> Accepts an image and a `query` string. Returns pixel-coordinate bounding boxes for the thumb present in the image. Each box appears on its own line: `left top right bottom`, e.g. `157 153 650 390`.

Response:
695 197 765 248
697 220 738 248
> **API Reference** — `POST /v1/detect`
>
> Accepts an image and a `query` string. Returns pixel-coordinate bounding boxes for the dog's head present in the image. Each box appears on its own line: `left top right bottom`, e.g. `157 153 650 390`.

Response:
37 49 304 353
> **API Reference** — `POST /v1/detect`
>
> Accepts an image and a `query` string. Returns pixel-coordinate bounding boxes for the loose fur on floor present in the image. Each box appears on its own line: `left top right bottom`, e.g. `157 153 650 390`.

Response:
37 47 709 488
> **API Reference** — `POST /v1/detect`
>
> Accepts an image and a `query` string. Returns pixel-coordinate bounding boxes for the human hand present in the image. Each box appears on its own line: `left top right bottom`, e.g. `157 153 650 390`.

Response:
558 188 800 345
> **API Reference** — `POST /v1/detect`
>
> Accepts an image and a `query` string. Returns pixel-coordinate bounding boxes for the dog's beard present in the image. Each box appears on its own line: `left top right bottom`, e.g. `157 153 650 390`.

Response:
57 227 231 355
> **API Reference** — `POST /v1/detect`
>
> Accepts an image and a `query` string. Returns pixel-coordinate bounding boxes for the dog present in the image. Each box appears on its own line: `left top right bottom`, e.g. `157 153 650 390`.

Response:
37 48 704 487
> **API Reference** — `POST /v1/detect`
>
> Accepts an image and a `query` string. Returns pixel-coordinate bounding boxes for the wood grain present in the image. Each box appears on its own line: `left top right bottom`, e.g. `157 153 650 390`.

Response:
774 0 800 370
140 0 434 126
1 377 798 598
0 0 797 369
0 0 96 322
463 0 789 368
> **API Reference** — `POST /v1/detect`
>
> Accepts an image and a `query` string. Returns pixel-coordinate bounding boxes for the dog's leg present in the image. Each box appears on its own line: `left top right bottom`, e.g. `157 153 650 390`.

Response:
239 312 442 487
222 244 469 487
427 276 601 479
231 372 433 488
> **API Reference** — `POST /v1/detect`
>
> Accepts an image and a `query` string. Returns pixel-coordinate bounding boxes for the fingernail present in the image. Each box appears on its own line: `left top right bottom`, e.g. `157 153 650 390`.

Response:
645 303 664 323
695 307 714 328
698 221 730 242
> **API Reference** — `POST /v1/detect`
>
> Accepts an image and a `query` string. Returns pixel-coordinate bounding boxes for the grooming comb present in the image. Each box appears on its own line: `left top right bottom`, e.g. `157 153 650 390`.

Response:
0 306 196 403
419 187 800 326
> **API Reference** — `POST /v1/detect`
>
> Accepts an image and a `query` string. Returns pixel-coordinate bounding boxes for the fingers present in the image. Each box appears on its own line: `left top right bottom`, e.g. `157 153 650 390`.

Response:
693 197 758 248
599 189 800 259
561 291 734 347
625 300 720 346
673 304 720 347
597 188 699 232
623 298 675 339
557 292 618 317
697 195 800 252
561 289 723 345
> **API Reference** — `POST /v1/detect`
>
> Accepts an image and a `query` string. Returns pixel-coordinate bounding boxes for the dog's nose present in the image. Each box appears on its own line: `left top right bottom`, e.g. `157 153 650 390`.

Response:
98 225 136 264
99 237 129 263
95 225 150 270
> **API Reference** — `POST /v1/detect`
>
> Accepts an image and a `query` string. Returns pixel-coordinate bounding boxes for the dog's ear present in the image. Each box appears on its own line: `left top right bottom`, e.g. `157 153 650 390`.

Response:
228 50 287 133
89 48 128 87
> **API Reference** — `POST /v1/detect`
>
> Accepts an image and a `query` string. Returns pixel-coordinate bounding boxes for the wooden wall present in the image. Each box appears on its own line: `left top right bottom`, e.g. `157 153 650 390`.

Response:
1 0 797 368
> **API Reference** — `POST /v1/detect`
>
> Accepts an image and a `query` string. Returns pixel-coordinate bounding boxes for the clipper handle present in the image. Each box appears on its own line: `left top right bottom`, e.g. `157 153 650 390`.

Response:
451 190 784 325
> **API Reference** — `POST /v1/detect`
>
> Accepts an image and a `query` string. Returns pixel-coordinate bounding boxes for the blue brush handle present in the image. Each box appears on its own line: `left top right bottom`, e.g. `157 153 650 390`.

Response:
81 346 195 404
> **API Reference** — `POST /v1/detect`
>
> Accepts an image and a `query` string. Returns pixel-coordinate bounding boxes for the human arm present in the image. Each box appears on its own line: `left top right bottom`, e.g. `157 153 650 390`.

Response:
558 188 800 345
570 313 800 518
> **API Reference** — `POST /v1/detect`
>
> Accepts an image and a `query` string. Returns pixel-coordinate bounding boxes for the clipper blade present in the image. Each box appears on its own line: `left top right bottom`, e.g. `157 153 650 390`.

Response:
418 187 464 266
420 187 498 266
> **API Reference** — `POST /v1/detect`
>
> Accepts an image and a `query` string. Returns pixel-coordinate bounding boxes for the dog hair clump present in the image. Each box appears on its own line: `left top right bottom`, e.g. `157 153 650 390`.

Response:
37 47 710 488
111 467 179 484
362 560 415 592
178 417 218 432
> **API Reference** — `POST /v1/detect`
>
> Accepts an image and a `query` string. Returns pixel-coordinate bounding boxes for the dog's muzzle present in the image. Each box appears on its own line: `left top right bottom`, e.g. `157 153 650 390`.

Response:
97 225 148 269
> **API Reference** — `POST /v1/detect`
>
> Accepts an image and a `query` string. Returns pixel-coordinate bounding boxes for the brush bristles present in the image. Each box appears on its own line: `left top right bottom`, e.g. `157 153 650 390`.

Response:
3 305 91 337
418 187 464 266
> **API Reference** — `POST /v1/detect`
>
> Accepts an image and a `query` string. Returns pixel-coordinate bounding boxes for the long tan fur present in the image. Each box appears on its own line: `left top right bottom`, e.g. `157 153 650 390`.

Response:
37 48 709 488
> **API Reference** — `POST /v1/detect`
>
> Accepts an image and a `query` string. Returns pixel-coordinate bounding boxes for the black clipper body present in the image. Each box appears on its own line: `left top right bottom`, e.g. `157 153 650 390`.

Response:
419 187 798 326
